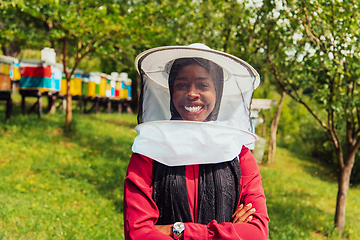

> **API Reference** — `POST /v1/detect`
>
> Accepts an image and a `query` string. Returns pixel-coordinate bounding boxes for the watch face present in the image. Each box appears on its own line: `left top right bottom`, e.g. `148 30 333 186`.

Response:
173 222 185 231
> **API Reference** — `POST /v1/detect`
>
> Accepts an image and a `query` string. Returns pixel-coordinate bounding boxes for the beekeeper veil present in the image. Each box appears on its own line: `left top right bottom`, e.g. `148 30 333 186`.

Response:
132 43 260 166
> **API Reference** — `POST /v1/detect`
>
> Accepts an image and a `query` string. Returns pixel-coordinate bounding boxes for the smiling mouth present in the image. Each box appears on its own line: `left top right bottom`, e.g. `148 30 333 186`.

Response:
184 105 203 113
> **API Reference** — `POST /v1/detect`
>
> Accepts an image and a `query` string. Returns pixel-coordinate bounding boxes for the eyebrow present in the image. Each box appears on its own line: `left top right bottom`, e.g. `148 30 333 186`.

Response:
175 77 211 81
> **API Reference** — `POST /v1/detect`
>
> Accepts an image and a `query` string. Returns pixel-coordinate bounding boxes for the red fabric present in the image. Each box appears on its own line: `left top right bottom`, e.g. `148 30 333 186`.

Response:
185 164 199 223
124 146 269 240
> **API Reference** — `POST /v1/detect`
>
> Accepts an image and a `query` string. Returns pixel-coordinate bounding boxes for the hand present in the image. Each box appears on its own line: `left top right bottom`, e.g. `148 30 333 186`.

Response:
155 224 172 237
232 203 256 223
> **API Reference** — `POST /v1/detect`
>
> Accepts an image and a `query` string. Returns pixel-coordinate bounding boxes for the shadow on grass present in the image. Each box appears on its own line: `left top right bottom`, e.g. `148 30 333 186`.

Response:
0 108 135 215
300 160 338 184
266 189 335 240
0 93 86 122
90 114 138 130
59 115 136 214
280 149 339 185
63 138 130 213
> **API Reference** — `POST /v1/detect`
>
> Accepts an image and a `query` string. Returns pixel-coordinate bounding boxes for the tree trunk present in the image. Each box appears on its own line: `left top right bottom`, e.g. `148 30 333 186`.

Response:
334 164 351 233
334 149 356 233
47 95 57 114
62 35 72 129
268 91 286 164
65 79 72 128
1 43 21 57
261 114 266 138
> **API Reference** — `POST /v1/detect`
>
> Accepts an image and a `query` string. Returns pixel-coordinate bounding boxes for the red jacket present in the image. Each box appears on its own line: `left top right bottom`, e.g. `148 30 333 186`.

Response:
124 146 269 240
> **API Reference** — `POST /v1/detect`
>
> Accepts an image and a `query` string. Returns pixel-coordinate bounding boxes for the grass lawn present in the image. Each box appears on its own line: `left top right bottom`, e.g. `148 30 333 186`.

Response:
0 95 359 239
261 148 360 240
0 98 138 239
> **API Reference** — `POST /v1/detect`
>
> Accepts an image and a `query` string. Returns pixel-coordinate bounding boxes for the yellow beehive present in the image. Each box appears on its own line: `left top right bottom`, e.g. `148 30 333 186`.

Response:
83 72 94 97
0 62 10 75
99 73 107 97
70 70 83 96
60 74 67 95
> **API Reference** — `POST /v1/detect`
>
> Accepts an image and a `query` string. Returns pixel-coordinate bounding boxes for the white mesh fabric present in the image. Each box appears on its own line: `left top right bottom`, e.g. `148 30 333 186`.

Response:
141 74 171 122
133 44 260 166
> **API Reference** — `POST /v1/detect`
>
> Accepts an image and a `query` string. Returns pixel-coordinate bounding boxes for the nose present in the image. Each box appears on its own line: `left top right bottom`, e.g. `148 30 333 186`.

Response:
187 85 200 100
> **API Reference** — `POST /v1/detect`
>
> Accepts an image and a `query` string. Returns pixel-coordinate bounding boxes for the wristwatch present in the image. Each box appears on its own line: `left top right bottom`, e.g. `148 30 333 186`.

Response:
172 222 185 240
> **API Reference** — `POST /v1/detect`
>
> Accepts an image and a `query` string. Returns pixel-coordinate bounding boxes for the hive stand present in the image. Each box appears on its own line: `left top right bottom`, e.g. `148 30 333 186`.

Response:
20 90 43 118
0 92 12 120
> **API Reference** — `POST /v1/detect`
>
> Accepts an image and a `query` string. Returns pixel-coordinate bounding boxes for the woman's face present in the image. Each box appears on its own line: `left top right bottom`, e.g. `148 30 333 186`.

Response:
171 63 216 121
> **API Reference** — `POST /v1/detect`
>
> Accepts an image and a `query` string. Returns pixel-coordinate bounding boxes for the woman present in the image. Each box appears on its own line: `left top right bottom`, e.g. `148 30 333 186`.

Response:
124 44 269 239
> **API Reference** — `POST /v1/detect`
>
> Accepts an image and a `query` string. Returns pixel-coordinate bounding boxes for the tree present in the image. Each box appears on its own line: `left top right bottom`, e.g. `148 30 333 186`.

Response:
0 1 49 56
7 0 128 128
236 0 294 164
262 0 360 234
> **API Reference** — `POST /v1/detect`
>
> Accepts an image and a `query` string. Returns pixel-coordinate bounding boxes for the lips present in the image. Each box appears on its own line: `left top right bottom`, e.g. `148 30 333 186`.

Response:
184 105 203 113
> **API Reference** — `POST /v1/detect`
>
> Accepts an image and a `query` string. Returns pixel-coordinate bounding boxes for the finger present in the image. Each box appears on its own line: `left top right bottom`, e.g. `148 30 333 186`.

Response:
233 214 248 224
233 213 252 223
232 208 256 224
246 215 253 222
232 203 252 218
232 204 243 218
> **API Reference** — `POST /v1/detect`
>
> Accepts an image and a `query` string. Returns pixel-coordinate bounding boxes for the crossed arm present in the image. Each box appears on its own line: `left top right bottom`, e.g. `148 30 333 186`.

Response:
155 202 256 237
124 147 269 240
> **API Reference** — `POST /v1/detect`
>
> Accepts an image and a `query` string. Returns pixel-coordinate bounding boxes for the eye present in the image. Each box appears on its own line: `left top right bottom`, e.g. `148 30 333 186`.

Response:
197 80 213 90
197 83 210 88
174 83 188 89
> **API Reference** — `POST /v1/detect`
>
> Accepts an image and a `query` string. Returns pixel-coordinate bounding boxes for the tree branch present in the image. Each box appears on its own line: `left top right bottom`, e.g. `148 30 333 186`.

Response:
265 35 329 132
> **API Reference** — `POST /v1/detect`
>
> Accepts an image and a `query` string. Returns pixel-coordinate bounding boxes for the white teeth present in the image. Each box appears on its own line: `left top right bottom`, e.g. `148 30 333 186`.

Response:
184 106 202 112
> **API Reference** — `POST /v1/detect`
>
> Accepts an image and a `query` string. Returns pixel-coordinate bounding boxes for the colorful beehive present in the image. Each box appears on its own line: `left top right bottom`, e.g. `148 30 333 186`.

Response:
1 56 21 80
82 72 90 96
110 72 118 99
82 72 89 96
99 73 107 97
93 72 101 97
54 63 66 95
88 73 96 97
105 74 112 98
57 65 82 96
119 72 132 100
7 56 21 81
119 72 127 99
19 60 56 92
41 48 56 63
71 70 83 96
82 72 97 97
111 80 116 98
60 72 69 95
51 66 62 92
0 56 13 92
126 78 132 100
79 72 89 97
115 75 121 100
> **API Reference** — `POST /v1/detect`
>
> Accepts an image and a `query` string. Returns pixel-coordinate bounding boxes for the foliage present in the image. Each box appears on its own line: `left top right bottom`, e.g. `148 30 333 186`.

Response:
1 0 132 127
254 0 360 232
0 1 48 56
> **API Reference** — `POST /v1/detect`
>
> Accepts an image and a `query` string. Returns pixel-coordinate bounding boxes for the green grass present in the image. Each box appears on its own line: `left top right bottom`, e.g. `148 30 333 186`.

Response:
0 94 360 239
0 96 138 239
261 148 360 240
